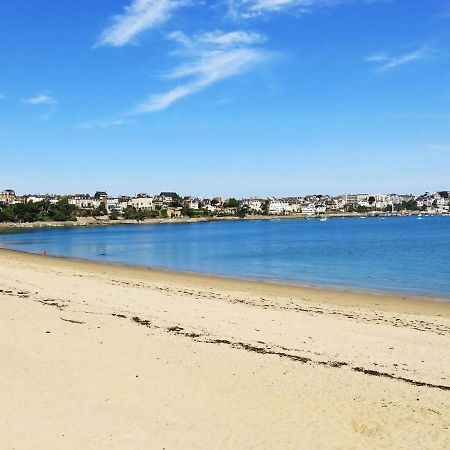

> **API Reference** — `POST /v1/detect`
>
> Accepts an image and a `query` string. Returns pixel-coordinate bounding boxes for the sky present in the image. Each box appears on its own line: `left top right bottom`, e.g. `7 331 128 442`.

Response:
1 0 450 197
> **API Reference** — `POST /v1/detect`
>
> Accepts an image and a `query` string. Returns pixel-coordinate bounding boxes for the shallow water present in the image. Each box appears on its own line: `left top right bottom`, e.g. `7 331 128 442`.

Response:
1 216 450 299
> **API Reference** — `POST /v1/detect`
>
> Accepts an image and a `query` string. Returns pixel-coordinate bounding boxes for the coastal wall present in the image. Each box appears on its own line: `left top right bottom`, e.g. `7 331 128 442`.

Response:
0 211 430 230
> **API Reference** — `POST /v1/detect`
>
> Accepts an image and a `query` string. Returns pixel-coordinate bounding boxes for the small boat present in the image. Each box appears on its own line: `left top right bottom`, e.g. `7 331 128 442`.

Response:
418 214 423 220
319 217 327 222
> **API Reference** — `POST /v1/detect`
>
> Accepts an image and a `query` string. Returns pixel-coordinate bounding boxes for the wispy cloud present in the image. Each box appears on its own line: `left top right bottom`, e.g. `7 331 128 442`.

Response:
21 94 57 105
95 0 188 47
0 93 5 100
130 30 269 113
440 1 450 18
77 119 133 130
427 143 450 152
365 47 428 72
228 0 387 18
168 30 266 47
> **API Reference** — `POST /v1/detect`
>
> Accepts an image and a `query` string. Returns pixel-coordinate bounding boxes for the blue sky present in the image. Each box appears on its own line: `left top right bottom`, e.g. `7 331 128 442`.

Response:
1 0 449 197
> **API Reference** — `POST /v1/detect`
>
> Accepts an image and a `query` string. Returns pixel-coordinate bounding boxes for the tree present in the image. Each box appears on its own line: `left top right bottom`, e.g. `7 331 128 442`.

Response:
0 206 14 222
237 205 250 218
47 198 77 221
355 205 368 213
135 210 147 222
92 204 107 217
181 207 195 217
123 206 138 220
223 198 240 208
109 210 120 220
368 196 376 205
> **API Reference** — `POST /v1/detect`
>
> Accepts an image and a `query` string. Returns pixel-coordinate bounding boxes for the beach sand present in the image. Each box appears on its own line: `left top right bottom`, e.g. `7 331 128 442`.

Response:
0 248 449 449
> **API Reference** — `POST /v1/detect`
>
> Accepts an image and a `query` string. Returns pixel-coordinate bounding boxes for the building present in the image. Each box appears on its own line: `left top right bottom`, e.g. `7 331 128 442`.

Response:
301 203 316 215
26 195 49 203
345 194 369 206
315 204 327 214
160 192 179 202
69 194 94 209
129 196 154 210
94 191 108 202
0 189 16 204
246 200 262 213
268 201 292 215
183 197 199 210
106 197 121 213
166 207 182 218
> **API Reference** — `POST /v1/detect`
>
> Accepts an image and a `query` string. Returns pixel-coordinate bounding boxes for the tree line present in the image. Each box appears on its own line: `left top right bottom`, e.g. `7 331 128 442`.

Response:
0 198 77 223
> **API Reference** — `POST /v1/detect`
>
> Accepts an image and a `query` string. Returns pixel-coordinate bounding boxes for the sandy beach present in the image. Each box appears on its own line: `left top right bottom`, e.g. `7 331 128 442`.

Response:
0 248 449 449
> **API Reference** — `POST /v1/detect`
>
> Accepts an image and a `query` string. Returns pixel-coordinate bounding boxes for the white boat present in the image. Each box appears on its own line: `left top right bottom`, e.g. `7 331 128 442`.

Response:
319 217 327 222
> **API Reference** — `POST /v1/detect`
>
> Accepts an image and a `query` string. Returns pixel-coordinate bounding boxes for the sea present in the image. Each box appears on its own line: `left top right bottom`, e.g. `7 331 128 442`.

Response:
1 215 450 299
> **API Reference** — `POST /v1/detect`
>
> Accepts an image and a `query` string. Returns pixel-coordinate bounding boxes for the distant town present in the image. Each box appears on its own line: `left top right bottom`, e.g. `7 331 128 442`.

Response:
1 188 449 224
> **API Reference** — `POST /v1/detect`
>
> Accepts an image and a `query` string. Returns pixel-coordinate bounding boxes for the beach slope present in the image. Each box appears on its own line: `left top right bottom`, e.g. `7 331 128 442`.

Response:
0 249 449 449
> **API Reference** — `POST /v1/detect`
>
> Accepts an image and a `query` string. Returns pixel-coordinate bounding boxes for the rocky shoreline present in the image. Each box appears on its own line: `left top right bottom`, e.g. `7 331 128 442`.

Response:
0 211 435 230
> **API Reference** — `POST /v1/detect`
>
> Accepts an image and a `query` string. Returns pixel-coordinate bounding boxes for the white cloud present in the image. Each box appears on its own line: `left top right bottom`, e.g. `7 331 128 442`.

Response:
21 94 57 105
96 0 187 47
365 47 428 72
131 30 268 113
197 30 266 46
428 143 450 152
78 119 132 129
133 48 267 113
364 53 388 62
167 30 266 48
228 0 386 17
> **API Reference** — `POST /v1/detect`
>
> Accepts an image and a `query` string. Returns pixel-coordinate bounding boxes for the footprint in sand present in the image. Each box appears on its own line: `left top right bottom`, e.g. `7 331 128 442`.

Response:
352 418 383 436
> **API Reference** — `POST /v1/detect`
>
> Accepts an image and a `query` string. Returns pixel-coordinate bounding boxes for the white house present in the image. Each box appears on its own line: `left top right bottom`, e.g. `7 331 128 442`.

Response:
106 197 121 213
242 199 262 212
268 201 292 215
0 189 16 204
130 196 154 210
301 203 316 215
315 204 327 214
69 195 96 209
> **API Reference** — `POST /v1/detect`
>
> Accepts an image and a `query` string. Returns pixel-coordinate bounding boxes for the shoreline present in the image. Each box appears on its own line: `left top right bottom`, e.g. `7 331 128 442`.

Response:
1 247 449 317
0 210 439 230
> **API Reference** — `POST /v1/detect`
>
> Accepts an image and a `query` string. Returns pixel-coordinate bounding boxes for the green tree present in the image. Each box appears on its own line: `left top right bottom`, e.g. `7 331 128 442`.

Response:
92 204 107 217
47 198 77 221
223 198 240 208
0 206 15 222
123 206 138 220
109 210 120 220
237 205 250 218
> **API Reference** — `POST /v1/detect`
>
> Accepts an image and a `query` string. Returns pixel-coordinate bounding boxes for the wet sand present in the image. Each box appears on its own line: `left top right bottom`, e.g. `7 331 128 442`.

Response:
0 248 449 449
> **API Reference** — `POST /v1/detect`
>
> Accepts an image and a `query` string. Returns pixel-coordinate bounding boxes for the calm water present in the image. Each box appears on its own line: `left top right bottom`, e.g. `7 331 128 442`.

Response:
1 216 450 299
